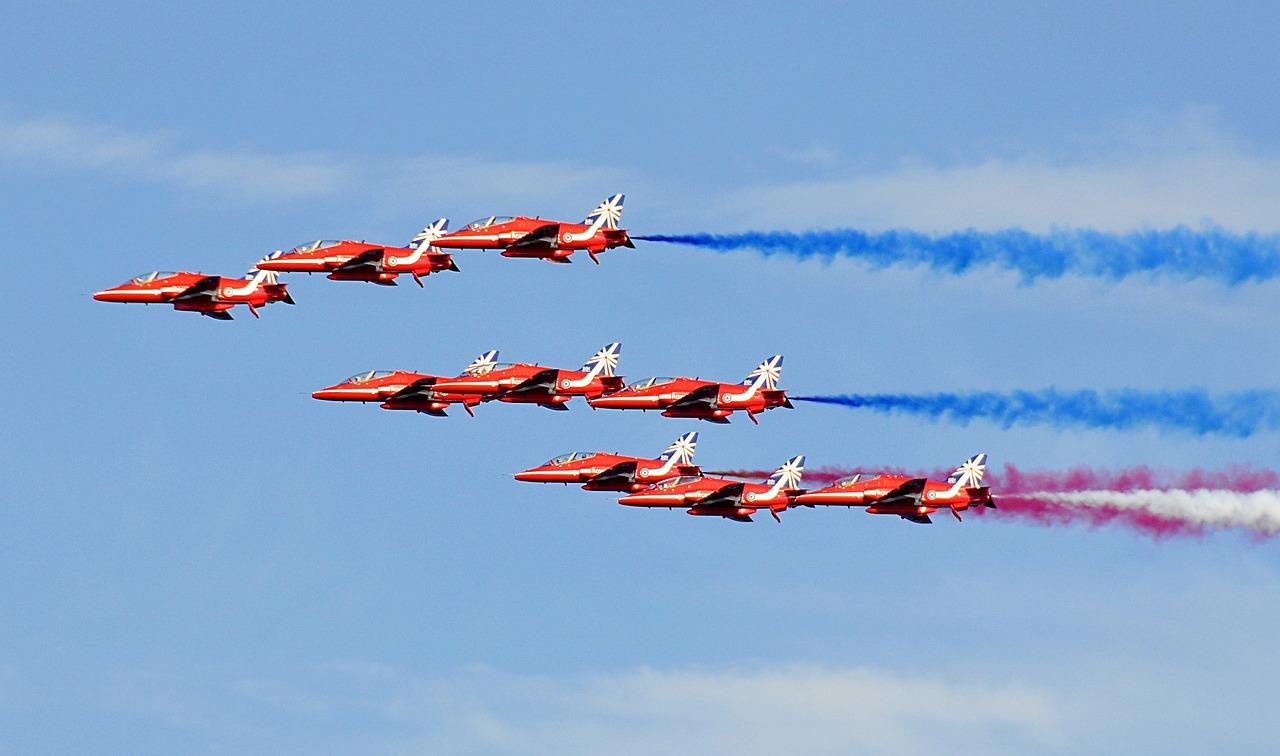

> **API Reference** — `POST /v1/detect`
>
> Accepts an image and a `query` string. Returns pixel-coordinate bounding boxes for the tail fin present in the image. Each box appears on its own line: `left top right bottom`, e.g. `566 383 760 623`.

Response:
658 432 698 464
741 355 784 390
945 453 988 493
765 455 805 494
581 342 621 377
583 193 625 230
410 218 449 249
465 349 500 375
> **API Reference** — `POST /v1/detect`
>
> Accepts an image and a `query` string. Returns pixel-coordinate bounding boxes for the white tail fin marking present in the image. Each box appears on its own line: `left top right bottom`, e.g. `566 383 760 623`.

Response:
583 193 624 230
466 349 500 375
654 432 698 473
764 455 805 497
944 453 988 496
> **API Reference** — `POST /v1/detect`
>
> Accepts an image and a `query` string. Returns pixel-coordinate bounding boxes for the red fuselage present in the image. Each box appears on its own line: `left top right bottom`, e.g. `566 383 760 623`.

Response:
618 475 791 519
257 240 456 285
587 376 790 423
433 216 633 262
311 370 475 415
794 474 993 518
428 363 624 406
514 451 699 492
93 271 291 317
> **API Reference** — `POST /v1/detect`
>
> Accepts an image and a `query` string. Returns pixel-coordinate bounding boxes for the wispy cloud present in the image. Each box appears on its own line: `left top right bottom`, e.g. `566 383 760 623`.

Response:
77 661 1059 755
711 115 1280 233
0 114 629 209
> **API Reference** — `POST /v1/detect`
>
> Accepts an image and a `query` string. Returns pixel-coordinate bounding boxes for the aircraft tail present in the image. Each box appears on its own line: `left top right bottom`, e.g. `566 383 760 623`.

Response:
944 453 988 495
465 349 500 375
764 455 805 495
583 193 625 230
410 218 449 249
251 252 285 283
581 342 622 378
658 432 698 464
741 355 784 393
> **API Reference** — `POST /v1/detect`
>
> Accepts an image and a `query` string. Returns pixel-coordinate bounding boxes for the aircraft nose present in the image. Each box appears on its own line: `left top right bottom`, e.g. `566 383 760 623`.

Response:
92 288 121 301
513 469 542 482
311 385 347 400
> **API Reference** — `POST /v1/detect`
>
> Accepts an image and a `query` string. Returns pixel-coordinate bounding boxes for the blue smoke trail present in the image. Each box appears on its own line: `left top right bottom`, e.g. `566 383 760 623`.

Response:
793 389 1280 437
635 227 1280 284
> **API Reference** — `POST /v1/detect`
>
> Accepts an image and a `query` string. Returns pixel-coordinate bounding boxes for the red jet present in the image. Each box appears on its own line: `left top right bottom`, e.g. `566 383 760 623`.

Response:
93 268 294 320
792 454 995 524
587 355 790 424
310 350 499 417
431 194 633 264
618 455 805 522
514 432 700 492
255 219 457 286
426 342 624 411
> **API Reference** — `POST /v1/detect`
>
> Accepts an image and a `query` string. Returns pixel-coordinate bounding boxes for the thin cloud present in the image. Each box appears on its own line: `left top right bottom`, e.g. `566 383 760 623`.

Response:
0 114 629 209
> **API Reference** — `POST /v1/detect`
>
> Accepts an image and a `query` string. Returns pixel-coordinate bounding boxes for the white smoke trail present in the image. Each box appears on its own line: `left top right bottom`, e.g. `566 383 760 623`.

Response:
1028 489 1280 535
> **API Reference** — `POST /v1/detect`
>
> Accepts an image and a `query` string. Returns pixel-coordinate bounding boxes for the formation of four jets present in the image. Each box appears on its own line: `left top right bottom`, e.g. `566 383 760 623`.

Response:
95 193 995 524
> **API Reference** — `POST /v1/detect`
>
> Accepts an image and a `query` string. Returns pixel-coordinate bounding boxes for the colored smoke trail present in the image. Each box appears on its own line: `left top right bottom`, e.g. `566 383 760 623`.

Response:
793 389 1280 437
709 465 1280 538
635 226 1280 284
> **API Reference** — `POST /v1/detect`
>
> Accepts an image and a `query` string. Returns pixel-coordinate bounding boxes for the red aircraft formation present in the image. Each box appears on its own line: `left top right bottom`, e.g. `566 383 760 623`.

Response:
92 195 631 320
97 191 998 527
313 349 793 424
518 450 994 524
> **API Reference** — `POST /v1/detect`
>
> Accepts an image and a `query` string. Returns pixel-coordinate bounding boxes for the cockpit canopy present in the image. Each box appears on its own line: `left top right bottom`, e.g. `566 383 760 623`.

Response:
543 451 597 466
463 216 515 230
654 475 701 489
625 376 676 391
128 271 178 284
288 240 341 254
343 370 396 384
833 473 889 488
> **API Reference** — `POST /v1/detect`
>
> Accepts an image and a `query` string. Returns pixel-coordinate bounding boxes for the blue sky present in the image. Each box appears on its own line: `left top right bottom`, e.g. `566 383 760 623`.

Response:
4 2 1280 753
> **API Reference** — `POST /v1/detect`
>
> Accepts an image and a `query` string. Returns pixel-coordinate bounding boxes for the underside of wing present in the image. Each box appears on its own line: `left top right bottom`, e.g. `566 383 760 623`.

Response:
508 223 560 248
333 248 385 271
876 478 929 508
385 377 439 402
504 368 559 396
666 383 719 411
695 482 747 510
587 461 639 487
172 276 220 302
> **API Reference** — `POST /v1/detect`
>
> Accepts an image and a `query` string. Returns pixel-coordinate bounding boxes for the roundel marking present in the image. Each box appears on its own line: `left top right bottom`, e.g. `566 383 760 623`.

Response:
639 468 650 478
926 491 937 500
222 287 233 297
560 378 572 389
721 393 733 403
561 232 575 243
746 491 757 502
388 256 399 266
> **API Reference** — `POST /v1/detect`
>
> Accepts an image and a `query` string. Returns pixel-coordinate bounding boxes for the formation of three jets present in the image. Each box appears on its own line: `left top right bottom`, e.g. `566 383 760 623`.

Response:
515 434 995 524
93 195 632 319
314 346 792 424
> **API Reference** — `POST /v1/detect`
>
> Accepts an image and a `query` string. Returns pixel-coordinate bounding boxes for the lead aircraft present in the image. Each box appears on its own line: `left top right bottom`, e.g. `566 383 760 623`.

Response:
587 355 790 424
792 453 995 523
255 219 456 286
93 267 294 320
431 194 633 264
311 350 500 417
618 455 805 522
515 432 700 492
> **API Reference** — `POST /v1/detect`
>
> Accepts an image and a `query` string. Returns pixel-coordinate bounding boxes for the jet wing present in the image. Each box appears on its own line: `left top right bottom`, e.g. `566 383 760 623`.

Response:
508 223 560 248
665 383 719 411
503 368 559 396
694 482 747 509
875 478 929 507
585 461 639 487
171 275 221 302
385 377 439 402
332 248 384 271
